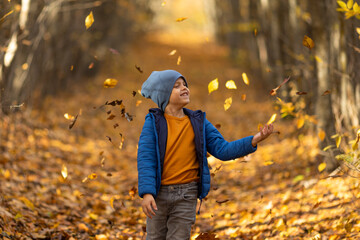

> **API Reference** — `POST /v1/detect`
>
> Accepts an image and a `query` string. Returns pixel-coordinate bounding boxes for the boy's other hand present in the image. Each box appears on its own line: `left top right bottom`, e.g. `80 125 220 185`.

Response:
141 194 158 219
252 124 274 147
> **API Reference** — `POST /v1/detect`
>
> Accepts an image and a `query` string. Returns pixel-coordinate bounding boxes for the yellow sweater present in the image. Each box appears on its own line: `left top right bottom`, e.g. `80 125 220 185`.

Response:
161 114 199 185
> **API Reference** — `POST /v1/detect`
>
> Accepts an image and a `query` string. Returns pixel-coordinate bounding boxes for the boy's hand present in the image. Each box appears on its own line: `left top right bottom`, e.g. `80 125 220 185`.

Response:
252 124 274 147
141 194 158 219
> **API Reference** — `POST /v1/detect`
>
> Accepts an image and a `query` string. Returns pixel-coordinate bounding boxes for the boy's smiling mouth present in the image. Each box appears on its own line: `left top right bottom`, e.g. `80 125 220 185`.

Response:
180 91 189 96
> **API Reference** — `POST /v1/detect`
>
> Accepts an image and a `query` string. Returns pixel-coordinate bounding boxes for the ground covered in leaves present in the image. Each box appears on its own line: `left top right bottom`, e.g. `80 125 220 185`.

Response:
1 35 360 239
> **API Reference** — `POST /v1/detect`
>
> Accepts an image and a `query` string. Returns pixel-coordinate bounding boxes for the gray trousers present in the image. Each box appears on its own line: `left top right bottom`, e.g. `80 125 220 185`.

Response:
146 182 198 240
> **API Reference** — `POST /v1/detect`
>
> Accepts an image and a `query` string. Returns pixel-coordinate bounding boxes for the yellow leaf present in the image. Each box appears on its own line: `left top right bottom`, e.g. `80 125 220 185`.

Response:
297 117 305 129
354 3 360 12
315 55 323 63
318 162 326 172
3 169 10 179
318 129 326 141
276 218 286 231
336 136 342 148
64 113 74 120
85 11 94 30
242 73 249 85
0 10 14 22
337 0 348 10
103 78 118 88
61 164 68 180
224 97 232 111
82 177 88 183
303 35 315 49
177 56 181 65
18 197 35 211
208 78 219 94
89 213 98 220
267 114 277 125
110 196 115 210
264 160 274 166
136 100 142 107
347 0 354 9
96 234 108 240
176 17 187 22
225 80 237 89
161 1 166 6
88 173 97 180
323 145 335 151
168 49 177 56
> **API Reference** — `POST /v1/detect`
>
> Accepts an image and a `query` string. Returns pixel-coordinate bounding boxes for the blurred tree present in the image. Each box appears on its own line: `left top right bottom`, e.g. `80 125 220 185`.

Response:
213 0 360 171
0 0 153 114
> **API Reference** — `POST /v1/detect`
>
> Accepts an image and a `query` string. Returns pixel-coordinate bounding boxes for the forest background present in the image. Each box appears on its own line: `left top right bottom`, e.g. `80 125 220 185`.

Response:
1 0 360 239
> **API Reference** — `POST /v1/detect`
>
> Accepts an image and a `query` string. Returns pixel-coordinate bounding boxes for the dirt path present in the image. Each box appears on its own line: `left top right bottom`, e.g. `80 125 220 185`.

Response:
1 35 360 239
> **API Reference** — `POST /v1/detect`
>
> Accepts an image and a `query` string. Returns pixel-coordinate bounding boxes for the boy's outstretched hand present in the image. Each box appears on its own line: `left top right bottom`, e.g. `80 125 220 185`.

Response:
141 194 158 219
251 124 274 147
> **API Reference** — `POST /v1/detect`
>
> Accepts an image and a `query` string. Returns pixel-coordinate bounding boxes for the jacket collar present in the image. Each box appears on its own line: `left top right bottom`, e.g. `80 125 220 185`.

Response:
149 108 203 119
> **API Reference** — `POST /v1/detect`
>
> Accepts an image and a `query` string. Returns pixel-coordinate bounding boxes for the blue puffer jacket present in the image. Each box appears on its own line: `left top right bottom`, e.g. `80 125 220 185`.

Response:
137 108 257 200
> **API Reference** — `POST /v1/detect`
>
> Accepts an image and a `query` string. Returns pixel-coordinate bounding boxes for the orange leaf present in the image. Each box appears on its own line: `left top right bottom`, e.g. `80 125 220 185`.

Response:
303 35 315 49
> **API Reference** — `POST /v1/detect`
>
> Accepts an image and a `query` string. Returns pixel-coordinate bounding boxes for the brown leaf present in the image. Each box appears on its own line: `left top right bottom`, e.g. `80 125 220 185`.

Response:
215 198 229 204
107 114 116 120
69 113 78 129
303 35 315 49
296 91 308 95
270 76 291 96
322 90 331 96
132 91 137 97
135 65 143 73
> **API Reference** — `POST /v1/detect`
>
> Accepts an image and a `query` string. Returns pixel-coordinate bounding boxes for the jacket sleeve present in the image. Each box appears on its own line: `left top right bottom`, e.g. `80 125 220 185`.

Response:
205 118 257 160
137 114 158 198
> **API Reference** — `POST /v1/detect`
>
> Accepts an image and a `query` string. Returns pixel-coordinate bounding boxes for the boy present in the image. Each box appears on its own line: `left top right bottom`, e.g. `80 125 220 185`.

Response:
137 70 273 239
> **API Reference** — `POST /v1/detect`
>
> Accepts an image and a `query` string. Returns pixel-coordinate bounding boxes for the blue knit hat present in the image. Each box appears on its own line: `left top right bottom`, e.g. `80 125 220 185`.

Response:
141 70 188 112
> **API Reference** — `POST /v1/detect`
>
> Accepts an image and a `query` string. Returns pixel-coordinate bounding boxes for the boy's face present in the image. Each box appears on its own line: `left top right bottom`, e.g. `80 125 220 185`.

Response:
167 77 190 108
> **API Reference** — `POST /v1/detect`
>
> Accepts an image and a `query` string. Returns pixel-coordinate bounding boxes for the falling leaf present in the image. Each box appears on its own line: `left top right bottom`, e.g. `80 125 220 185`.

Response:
224 97 232 111
303 35 315 49
318 162 326 172
129 186 137 198
136 100 142 107
85 11 94 30
323 145 335 151
318 129 326 141
176 17 188 22
297 117 305 129
296 91 308 95
135 65 143 73
168 50 177 55
107 110 111 115
208 78 219 94
64 113 74 120
0 10 14 23
253 28 258 37
264 160 274 166
125 112 133 122
119 134 125 149
105 99 122 106
293 174 304 183
88 173 97 180
177 56 181 65
216 198 229 204
88 62 94 69
22 63 28 70
103 78 118 88
70 65 74 71
270 76 291 96
109 48 120 55
132 91 137 97
322 90 331 96
61 164 68 180
69 113 78 129
242 73 249 85
315 55 323 63
336 136 342 148
107 114 115 120
82 177 88 183
215 123 221 129
241 94 246 101
18 197 35 211
225 80 237 89
100 157 105 167
267 114 277 125
110 196 115 210
113 123 119 128
161 1 166 7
